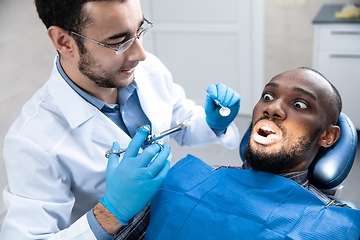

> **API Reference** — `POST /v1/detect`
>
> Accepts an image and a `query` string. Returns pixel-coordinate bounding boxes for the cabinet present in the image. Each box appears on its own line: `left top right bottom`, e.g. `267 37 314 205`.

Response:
313 5 360 129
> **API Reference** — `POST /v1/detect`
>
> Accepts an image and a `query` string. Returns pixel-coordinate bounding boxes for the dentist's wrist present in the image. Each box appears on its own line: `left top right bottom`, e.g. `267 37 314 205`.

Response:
93 202 124 236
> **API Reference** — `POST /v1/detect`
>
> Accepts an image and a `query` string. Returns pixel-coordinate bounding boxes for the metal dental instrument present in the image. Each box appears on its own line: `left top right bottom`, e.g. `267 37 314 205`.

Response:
105 121 192 158
203 89 231 117
144 121 192 144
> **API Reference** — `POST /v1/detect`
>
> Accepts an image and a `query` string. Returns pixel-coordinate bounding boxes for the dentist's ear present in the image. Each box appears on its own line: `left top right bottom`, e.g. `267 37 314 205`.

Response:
318 125 340 148
47 26 76 57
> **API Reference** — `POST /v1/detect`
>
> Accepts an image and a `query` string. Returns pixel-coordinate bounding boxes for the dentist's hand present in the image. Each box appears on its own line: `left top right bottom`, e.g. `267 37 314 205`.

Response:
99 126 171 225
204 83 241 131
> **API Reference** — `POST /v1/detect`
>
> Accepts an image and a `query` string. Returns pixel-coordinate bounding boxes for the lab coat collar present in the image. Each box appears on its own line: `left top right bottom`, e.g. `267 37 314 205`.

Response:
48 56 93 129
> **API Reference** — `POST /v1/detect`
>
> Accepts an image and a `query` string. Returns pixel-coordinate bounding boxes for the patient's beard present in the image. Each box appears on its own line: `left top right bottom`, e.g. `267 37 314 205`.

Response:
243 124 321 174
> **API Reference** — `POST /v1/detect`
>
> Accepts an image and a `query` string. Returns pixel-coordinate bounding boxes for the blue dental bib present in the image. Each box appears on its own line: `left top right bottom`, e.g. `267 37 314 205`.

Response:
145 155 360 240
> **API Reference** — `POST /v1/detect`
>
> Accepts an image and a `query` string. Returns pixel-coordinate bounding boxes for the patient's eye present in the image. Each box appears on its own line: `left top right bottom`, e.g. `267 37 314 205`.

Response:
263 93 274 101
293 101 308 109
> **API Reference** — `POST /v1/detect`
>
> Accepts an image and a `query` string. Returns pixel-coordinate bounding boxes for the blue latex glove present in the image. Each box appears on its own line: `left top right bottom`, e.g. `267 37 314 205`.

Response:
99 126 171 225
204 83 241 130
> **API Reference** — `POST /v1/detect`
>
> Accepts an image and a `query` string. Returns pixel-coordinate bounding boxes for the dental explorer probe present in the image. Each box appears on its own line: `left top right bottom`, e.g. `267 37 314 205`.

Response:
105 121 192 158
203 89 231 117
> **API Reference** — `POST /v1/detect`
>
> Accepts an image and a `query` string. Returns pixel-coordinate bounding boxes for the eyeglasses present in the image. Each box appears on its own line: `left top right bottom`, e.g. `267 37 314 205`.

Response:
67 18 153 54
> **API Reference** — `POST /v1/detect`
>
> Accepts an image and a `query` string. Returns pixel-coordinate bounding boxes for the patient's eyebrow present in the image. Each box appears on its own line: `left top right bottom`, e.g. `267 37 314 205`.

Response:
264 82 278 88
293 87 317 100
264 82 316 100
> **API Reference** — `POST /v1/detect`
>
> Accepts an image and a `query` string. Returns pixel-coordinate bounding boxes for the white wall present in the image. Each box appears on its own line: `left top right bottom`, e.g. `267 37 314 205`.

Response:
141 0 264 116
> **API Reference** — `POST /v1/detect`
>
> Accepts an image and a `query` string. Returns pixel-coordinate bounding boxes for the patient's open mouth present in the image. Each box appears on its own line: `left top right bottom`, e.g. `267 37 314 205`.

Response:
253 121 281 145
258 126 276 137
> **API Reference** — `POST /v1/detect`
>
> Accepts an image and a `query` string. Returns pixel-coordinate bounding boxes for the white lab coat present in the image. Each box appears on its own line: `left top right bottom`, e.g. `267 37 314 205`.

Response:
1 53 239 239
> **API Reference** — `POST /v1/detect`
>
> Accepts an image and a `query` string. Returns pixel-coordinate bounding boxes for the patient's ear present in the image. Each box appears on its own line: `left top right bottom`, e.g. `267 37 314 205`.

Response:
47 26 76 57
318 125 340 148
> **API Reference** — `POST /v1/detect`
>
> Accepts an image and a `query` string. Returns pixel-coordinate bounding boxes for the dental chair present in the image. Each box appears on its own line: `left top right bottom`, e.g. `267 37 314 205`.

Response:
239 113 358 208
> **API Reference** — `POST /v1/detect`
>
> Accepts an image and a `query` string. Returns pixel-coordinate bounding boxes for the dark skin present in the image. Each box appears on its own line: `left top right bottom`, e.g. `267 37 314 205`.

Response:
247 68 340 173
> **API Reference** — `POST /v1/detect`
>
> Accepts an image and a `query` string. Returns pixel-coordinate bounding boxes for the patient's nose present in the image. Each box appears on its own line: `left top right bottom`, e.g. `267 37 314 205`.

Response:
263 100 286 120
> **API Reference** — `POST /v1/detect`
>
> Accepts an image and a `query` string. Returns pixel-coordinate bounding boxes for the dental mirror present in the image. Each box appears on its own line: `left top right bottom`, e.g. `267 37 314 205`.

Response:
203 89 231 117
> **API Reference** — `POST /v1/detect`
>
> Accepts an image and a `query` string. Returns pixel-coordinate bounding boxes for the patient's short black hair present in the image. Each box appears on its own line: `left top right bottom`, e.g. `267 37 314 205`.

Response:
299 67 342 125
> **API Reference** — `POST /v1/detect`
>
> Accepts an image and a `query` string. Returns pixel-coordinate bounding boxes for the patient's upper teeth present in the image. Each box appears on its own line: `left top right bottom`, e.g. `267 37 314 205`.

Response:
261 126 275 134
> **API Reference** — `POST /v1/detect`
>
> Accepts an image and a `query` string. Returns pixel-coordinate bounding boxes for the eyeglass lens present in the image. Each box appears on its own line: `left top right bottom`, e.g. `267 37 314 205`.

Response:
116 27 151 54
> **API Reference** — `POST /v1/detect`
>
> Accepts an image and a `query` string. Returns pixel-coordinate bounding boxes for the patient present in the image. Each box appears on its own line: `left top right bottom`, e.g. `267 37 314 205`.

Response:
144 67 360 240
